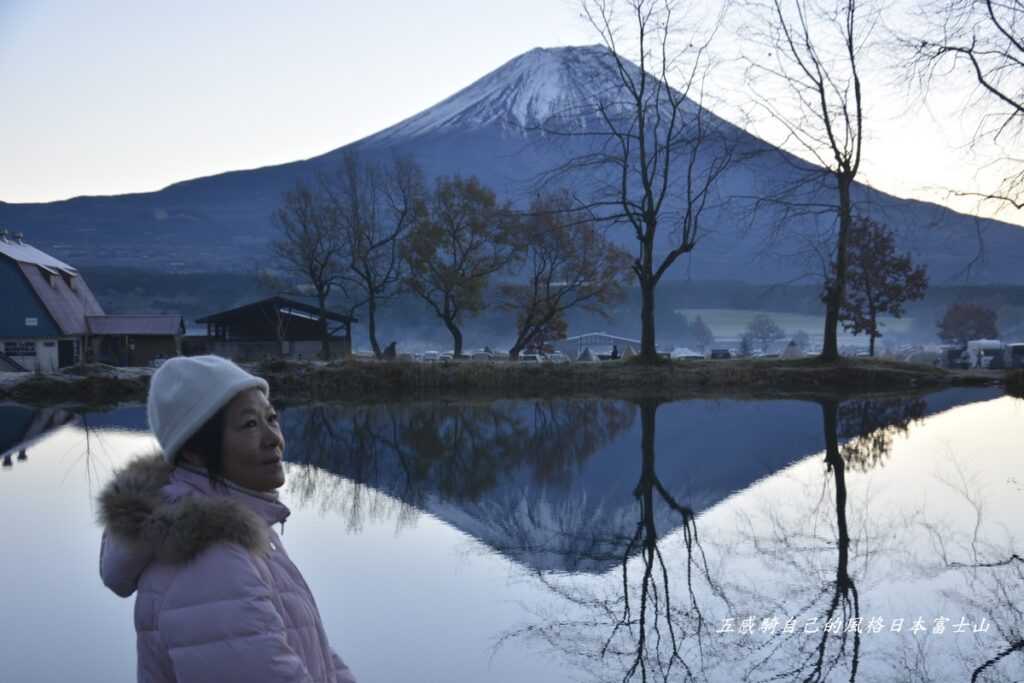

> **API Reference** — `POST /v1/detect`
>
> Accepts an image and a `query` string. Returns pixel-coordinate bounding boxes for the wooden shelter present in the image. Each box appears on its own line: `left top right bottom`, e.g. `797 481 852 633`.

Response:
194 297 356 360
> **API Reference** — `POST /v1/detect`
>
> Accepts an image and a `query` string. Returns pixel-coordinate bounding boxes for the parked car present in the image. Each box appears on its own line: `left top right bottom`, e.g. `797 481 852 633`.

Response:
965 339 1005 368
546 351 569 363
420 350 440 362
519 353 543 362
709 348 732 360
671 347 704 360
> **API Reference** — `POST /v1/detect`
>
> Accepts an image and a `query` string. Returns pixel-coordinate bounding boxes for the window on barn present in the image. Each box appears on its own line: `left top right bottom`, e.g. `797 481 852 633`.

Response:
4 341 36 356
38 265 57 287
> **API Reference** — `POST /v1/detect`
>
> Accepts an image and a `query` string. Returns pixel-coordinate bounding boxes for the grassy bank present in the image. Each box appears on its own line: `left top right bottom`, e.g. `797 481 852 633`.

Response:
0 357 1007 407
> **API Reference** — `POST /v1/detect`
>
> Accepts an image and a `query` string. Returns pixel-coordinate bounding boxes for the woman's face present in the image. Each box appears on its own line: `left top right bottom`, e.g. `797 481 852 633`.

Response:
220 387 286 492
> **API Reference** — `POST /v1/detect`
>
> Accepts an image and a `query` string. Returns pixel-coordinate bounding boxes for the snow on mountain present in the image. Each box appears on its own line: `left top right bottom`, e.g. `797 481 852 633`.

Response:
368 45 628 142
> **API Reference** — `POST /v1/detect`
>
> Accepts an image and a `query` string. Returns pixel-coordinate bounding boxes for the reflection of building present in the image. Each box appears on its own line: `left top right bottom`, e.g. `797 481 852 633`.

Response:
193 297 356 360
0 230 183 371
0 405 78 464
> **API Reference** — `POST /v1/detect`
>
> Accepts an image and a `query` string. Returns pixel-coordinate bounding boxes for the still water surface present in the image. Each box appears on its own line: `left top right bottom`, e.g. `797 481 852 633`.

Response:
0 389 1021 682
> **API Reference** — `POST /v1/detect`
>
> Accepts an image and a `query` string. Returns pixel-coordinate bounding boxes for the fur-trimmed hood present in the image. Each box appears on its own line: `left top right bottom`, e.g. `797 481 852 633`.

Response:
97 453 290 597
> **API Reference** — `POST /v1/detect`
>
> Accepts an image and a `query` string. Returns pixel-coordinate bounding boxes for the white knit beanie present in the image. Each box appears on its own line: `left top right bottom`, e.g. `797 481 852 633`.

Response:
147 355 270 463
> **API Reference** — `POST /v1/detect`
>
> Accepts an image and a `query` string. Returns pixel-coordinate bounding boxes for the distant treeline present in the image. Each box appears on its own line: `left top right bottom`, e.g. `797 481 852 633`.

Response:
80 266 1024 348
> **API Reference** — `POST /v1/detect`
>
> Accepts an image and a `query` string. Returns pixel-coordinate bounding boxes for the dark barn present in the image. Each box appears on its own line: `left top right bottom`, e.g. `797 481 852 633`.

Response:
193 297 355 360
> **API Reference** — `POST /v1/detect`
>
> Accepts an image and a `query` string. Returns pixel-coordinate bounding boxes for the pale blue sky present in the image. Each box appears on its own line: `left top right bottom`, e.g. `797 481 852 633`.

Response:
1 0 1020 227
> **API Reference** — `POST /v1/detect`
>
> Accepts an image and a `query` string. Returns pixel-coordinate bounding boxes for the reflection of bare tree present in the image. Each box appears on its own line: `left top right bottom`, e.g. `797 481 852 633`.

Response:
810 398 861 682
736 396 1015 682
499 398 728 683
610 398 725 682
911 457 1024 682
729 397 903 682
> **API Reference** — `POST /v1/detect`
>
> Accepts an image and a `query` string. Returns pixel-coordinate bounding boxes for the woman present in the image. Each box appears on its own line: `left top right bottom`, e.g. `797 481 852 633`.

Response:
98 355 357 683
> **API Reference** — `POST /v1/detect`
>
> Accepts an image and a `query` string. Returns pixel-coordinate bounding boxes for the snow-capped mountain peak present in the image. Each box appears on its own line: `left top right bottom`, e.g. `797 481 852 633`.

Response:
369 45 626 142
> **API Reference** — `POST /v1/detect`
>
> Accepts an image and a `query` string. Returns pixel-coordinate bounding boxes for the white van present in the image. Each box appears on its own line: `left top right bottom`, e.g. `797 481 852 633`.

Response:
964 339 1005 368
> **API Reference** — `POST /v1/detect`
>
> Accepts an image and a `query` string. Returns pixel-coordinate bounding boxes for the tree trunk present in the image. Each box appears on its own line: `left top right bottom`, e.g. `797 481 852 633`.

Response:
822 399 852 589
638 397 657 546
444 318 464 357
317 294 331 361
869 332 876 357
367 293 381 359
821 173 853 362
640 278 657 362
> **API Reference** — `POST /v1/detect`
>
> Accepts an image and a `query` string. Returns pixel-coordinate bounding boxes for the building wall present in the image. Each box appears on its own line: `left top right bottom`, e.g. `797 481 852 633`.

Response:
207 337 351 361
129 336 179 366
0 337 69 372
0 258 61 338
90 335 180 366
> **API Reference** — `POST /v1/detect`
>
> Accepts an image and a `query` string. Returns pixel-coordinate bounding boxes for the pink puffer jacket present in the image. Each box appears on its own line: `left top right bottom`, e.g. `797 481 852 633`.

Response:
98 454 357 683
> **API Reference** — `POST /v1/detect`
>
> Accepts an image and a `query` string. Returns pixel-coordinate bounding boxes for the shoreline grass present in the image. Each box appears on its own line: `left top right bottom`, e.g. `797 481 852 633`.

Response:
0 357 1008 408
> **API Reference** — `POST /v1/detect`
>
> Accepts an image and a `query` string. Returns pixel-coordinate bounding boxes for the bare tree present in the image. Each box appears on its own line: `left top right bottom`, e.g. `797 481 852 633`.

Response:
499 192 632 359
403 176 520 356
746 313 786 352
741 0 877 361
323 154 424 358
543 0 736 362
905 0 1024 210
271 183 347 360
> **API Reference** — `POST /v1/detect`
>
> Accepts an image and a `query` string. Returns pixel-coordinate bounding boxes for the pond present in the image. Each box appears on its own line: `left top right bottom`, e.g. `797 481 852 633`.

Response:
1 388 1021 682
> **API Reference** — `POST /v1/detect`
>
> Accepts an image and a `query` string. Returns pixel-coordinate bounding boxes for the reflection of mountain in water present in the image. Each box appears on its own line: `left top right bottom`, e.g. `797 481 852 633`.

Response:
281 388 1002 574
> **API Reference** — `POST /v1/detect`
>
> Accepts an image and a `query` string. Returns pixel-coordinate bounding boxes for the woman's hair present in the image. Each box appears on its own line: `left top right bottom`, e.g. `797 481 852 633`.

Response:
177 406 227 486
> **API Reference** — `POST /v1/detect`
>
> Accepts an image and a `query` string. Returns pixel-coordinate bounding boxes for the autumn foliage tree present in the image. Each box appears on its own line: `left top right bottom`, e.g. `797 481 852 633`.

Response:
839 217 928 356
499 192 631 359
403 176 519 356
937 303 999 347
521 313 569 354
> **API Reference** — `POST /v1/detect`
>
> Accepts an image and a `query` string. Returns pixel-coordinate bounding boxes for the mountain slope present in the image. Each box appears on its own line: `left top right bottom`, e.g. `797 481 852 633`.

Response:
2 45 1022 283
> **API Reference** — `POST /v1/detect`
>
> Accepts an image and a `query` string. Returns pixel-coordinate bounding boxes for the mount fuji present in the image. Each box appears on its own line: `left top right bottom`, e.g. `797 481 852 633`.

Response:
2 45 1022 283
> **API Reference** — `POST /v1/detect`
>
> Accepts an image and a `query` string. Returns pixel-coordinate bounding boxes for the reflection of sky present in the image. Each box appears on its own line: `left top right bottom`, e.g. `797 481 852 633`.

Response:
0 392 1020 682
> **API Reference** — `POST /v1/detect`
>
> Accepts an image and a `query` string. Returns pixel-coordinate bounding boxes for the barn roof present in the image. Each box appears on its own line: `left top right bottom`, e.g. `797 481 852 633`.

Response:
197 296 356 324
0 235 77 273
1 234 106 335
16 262 105 335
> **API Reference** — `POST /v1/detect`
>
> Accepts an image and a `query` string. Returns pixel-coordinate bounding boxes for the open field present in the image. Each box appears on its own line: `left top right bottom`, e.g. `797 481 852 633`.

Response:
675 308 914 340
